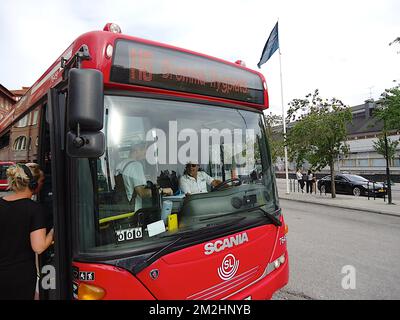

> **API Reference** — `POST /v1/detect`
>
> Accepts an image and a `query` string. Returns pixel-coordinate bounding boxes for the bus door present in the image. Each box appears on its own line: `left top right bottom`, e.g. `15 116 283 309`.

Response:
38 89 72 300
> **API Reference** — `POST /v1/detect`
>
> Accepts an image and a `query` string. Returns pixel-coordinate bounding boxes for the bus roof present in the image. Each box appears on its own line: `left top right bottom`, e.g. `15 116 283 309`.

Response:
0 26 269 134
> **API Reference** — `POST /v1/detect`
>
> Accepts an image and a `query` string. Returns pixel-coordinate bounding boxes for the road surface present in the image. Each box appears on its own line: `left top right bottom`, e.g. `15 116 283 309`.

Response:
273 199 400 300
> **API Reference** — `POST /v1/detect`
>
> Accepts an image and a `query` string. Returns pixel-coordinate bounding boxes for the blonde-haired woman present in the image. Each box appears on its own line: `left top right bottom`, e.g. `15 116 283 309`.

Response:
0 163 53 300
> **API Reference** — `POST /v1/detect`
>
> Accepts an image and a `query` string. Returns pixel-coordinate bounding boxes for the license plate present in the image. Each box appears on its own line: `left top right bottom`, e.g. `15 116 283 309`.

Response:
379 189 384 192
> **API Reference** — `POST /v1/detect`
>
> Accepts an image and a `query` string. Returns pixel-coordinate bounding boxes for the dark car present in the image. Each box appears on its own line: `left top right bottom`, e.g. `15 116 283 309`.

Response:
317 173 387 197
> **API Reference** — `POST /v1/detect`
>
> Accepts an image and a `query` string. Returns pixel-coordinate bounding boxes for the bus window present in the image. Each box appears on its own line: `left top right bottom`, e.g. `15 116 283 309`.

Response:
76 95 279 255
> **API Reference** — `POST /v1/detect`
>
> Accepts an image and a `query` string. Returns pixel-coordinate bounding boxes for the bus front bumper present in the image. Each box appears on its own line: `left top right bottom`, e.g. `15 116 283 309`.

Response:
227 252 289 300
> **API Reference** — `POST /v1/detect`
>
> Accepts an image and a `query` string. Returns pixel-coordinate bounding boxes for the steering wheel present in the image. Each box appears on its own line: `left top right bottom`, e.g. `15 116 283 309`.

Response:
211 178 242 192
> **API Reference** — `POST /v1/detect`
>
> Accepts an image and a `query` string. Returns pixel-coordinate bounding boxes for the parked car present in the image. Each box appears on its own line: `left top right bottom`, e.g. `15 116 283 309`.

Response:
317 173 387 197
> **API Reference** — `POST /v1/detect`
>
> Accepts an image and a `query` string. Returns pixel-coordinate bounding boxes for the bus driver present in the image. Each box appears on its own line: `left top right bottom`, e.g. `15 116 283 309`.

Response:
179 162 222 195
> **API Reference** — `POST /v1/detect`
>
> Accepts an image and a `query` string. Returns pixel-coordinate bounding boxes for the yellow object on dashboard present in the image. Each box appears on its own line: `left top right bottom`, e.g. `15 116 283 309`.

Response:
168 214 178 231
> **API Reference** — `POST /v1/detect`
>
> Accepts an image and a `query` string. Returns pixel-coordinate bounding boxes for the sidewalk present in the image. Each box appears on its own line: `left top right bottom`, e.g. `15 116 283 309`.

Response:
276 179 400 218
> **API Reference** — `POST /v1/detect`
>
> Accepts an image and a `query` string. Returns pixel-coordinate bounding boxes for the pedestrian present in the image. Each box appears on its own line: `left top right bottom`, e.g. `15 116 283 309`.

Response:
0 163 53 300
296 168 304 193
312 172 317 193
306 170 313 193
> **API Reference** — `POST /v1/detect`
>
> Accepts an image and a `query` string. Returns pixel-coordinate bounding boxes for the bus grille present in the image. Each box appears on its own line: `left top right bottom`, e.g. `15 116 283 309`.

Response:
186 266 260 300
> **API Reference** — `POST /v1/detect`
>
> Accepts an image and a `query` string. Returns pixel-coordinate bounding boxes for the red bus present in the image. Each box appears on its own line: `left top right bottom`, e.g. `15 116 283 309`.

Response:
0 161 14 190
0 23 288 300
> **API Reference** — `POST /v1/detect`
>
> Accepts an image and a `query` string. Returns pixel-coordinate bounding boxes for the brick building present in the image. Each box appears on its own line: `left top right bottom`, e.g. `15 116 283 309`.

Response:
0 84 38 163
11 87 30 101
0 84 16 123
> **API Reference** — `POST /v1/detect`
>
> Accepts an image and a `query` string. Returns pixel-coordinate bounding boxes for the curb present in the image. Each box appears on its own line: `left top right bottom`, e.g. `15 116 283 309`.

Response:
279 195 400 218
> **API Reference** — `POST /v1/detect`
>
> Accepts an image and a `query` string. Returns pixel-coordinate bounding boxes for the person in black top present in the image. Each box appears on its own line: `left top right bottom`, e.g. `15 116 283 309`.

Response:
0 163 53 300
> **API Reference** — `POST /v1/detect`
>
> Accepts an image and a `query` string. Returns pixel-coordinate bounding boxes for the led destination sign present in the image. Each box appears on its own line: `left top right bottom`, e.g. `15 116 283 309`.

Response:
110 40 264 105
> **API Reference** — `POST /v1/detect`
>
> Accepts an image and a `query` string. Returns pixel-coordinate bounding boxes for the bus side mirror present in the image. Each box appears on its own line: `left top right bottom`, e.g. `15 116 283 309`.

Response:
66 131 105 158
66 69 105 158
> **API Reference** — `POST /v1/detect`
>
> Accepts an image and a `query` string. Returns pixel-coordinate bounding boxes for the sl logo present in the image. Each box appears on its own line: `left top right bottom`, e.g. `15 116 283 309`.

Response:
218 254 239 281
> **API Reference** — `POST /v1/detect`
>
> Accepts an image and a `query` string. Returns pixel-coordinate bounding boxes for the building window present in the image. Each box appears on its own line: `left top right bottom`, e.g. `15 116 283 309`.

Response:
16 115 29 128
32 110 39 125
357 159 369 167
13 136 27 151
342 159 356 167
0 133 10 150
371 158 386 167
352 110 365 120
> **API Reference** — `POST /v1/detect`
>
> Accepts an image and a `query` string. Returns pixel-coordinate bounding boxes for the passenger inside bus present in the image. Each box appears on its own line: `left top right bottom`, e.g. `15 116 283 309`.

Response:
179 162 222 195
114 141 173 210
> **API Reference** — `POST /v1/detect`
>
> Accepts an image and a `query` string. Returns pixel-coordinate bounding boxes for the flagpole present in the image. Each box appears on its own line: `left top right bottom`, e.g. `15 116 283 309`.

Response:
257 20 289 193
278 46 290 194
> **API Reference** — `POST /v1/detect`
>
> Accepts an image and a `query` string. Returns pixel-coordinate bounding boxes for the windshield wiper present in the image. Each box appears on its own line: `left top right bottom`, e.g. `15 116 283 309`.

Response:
132 235 185 274
247 206 282 227
199 204 281 227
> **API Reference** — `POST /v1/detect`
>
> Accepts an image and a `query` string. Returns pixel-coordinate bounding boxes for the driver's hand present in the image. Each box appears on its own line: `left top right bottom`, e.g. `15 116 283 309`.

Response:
162 188 173 196
212 179 223 187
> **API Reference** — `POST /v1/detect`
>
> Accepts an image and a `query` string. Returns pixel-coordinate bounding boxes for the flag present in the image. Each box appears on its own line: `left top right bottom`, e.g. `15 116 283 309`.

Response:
257 22 279 68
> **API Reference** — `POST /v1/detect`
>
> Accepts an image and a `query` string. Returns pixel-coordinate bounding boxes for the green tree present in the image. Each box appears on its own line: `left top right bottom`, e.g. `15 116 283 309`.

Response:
373 136 399 164
286 90 352 198
374 87 400 131
371 86 400 204
264 113 284 163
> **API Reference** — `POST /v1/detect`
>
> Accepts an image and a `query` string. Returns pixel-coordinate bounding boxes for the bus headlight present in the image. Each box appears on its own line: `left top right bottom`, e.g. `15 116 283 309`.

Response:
78 283 106 300
266 253 286 275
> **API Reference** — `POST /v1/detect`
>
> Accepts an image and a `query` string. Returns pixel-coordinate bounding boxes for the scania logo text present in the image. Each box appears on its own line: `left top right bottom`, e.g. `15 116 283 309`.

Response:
204 232 249 255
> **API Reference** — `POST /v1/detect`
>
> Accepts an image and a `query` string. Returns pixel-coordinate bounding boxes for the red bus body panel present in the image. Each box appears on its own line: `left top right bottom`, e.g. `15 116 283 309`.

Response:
72 262 156 300
0 161 15 190
73 217 288 300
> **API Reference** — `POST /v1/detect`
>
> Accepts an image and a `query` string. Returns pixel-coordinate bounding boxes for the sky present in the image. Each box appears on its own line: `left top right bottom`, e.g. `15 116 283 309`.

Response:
0 0 399 116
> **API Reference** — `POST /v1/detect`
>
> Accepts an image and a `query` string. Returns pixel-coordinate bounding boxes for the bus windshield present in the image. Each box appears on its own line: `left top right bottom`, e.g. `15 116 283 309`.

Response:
76 96 279 256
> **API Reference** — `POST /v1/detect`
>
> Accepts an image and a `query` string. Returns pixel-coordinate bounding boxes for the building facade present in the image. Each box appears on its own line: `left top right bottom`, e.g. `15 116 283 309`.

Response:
0 84 39 163
339 100 400 176
10 87 30 102
0 84 16 123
